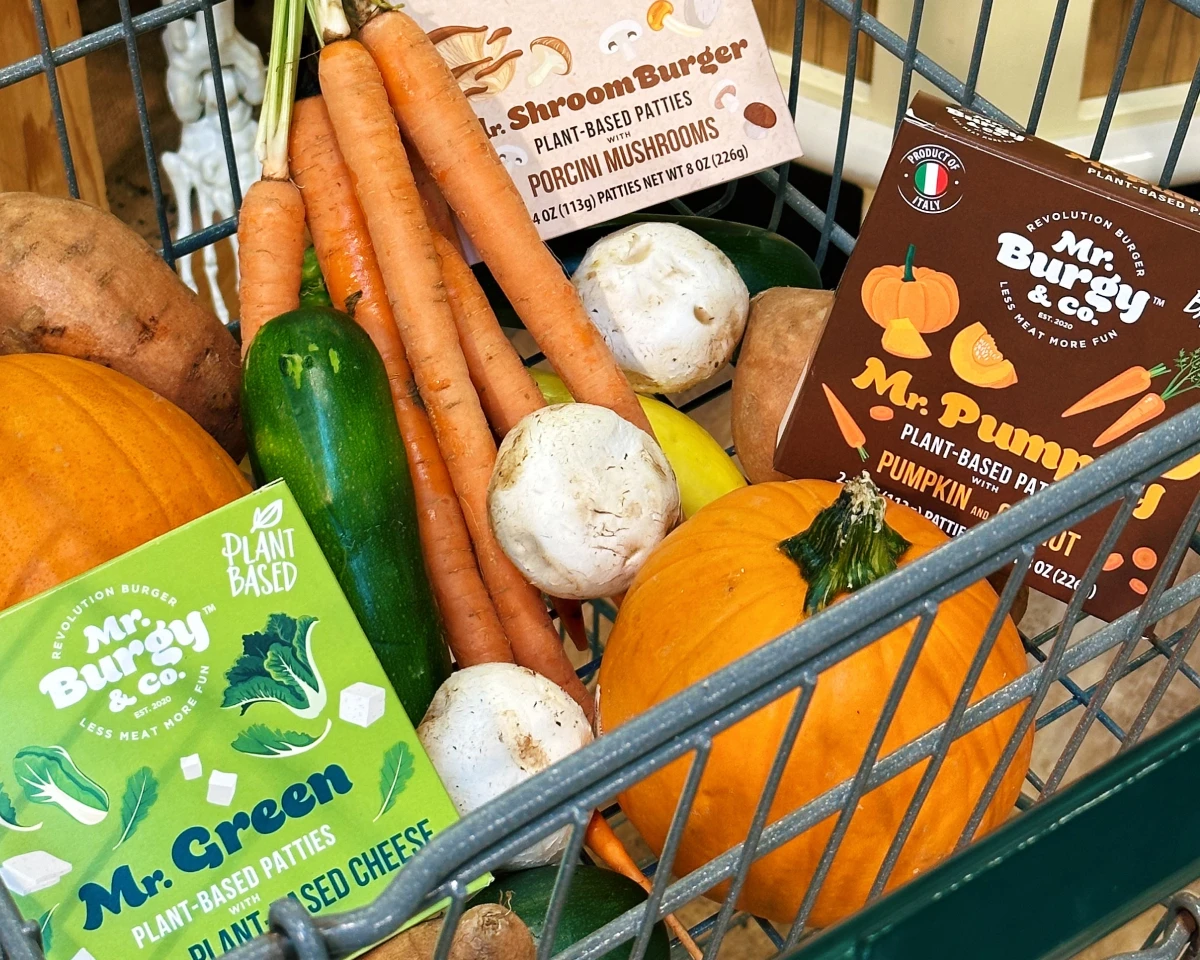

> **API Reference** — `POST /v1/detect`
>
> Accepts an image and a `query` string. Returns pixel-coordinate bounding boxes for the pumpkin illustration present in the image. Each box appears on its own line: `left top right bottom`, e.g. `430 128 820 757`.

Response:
600 476 1031 928
0 354 250 610
861 244 960 358
950 322 1018 388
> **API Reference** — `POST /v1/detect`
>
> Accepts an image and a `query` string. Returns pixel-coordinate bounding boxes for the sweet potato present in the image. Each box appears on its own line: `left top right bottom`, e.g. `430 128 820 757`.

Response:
731 287 834 483
0 192 243 457
367 905 535 960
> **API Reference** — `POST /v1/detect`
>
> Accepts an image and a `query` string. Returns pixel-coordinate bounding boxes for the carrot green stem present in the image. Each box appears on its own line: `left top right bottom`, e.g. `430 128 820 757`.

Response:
255 0 306 180
902 243 916 282
305 0 350 45
1148 363 1170 379
779 473 910 615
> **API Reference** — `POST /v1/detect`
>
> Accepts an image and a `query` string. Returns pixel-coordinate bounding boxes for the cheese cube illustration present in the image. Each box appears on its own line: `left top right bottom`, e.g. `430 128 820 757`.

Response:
0 851 72 896
180 753 203 780
207 769 237 806
340 682 386 728
72 949 97 960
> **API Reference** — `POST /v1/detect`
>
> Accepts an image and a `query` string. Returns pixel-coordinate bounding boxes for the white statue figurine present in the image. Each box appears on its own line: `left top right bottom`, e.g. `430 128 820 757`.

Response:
160 0 264 324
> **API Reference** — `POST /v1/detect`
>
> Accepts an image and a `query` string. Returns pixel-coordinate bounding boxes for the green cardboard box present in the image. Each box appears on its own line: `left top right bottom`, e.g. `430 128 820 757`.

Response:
0 482 478 960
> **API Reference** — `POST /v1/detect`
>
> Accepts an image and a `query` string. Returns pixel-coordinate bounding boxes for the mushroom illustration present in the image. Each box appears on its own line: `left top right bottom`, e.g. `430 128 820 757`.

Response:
496 144 529 170
743 101 777 140
599 20 643 61
710 80 739 114
646 0 701 35
527 37 571 87
429 23 521 98
683 0 723 28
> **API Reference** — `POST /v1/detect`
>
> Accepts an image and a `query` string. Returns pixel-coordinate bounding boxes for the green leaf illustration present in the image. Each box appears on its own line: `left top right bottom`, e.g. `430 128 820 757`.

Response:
222 614 326 720
14 746 108 826
231 719 332 758
37 906 56 954
0 781 41 832
374 742 415 822
114 767 158 849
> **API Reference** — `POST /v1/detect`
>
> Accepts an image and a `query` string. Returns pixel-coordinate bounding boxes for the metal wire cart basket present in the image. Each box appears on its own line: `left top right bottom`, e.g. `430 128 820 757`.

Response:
4 1 1200 959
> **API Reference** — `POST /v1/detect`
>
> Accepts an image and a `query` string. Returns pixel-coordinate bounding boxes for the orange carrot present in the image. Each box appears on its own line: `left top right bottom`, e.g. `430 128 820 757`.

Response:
1093 392 1167 447
432 230 544 436
432 229 590 651
1062 364 1169 417
822 383 868 461
237 0 307 357
289 94 512 668
585 813 702 960
359 12 653 438
237 179 306 356
409 139 463 255
318 39 593 718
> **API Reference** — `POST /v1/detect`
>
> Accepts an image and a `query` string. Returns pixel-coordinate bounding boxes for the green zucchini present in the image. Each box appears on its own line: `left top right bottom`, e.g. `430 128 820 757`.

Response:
475 213 822 329
242 307 450 723
476 865 669 960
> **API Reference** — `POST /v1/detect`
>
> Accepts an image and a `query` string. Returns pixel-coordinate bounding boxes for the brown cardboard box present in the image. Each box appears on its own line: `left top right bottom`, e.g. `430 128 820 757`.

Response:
776 92 1200 620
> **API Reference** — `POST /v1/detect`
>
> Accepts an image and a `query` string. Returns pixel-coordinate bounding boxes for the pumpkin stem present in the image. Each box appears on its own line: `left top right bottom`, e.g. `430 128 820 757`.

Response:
902 243 917 282
779 472 911 615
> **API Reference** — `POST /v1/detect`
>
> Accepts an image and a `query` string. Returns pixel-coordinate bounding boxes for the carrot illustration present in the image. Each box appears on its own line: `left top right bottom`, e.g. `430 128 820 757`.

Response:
823 383 868 460
1092 349 1200 447
1062 364 1169 417
1093 393 1167 447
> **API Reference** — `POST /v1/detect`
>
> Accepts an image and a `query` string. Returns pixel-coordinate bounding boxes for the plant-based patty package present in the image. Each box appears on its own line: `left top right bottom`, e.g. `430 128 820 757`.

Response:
0 483 481 960
776 92 1200 620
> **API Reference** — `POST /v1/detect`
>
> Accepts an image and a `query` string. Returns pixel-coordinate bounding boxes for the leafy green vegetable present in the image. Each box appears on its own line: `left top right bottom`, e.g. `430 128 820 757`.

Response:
374 742 415 822
300 247 333 309
37 906 56 954
0 781 41 832
14 746 109 826
114 768 158 849
232 719 332 757
222 613 327 720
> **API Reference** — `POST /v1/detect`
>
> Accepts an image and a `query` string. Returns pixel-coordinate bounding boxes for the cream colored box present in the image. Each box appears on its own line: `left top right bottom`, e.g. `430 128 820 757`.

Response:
407 0 803 240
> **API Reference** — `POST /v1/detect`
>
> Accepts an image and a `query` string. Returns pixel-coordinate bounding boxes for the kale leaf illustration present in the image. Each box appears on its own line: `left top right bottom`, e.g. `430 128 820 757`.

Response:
232 720 332 758
114 767 159 849
14 746 109 826
374 742 415 822
221 614 326 719
0 781 41 832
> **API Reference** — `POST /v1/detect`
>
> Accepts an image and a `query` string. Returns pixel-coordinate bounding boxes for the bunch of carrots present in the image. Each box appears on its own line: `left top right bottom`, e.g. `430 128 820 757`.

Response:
236 0 697 953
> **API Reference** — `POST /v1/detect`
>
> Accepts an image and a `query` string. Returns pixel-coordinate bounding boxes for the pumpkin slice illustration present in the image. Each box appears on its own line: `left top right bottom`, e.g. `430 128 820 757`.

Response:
879 317 931 359
950 322 1017 389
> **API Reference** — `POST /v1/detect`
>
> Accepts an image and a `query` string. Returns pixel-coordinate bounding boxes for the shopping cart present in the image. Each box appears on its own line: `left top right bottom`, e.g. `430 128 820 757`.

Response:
3 2 1200 960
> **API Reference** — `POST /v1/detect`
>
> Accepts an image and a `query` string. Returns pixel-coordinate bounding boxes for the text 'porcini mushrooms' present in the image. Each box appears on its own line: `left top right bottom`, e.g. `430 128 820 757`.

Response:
417 664 593 869
488 403 680 599
744 101 778 139
599 20 643 61
572 222 750 393
527 36 571 87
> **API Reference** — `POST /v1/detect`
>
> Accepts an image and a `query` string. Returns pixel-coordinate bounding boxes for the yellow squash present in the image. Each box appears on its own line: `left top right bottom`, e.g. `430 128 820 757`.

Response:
529 369 745 517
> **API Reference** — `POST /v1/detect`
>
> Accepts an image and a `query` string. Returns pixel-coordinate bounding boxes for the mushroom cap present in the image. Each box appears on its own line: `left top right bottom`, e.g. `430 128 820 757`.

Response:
683 0 723 26
470 49 522 96
744 101 778 128
572 222 751 393
429 23 521 98
488 403 680 598
710 79 738 108
599 18 644 52
417 664 593 868
530 35 572 70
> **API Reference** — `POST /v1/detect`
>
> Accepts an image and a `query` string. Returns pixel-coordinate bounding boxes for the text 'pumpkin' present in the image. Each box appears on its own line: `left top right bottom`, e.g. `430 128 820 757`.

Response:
0 354 249 610
600 476 1031 928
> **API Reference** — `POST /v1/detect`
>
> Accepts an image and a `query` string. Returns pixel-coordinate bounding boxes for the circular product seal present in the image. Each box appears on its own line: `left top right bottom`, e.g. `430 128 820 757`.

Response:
897 144 965 214
944 104 1026 144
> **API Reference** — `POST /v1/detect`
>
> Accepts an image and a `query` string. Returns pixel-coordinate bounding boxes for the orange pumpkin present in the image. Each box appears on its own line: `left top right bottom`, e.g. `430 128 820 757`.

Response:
600 476 1031 928
0 354 250 610
861 243 960 337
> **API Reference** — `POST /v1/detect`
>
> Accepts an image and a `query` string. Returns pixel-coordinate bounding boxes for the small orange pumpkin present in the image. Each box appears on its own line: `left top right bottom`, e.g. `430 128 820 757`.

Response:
600 476 1031 928
861 243 960 342
0 354 250 610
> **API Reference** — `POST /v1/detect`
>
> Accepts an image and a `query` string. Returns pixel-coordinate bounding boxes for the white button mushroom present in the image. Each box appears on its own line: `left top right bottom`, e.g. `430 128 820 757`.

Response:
710 79 739 114
417 664 593 869
527 36 572 87
488 403 680 599
496 144 529 170
683 0 723 28
572 222 750 394
599 20 644 61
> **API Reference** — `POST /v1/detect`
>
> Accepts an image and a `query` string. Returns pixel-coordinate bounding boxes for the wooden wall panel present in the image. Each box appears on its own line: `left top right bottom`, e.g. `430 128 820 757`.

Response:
753 0 877 81
1083 0 1200 98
